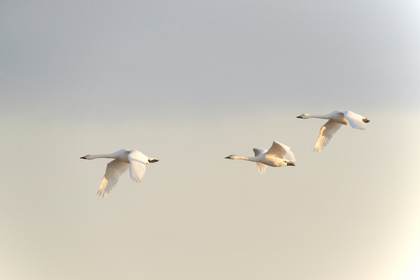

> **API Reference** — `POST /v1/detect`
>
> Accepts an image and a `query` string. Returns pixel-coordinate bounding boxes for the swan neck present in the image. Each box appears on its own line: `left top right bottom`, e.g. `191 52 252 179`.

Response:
89 153 117 159
234 156 256 161
308 114 330 119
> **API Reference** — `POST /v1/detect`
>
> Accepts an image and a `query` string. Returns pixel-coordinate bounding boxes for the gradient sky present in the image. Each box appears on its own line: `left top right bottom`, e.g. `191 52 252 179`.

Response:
1 1 420 280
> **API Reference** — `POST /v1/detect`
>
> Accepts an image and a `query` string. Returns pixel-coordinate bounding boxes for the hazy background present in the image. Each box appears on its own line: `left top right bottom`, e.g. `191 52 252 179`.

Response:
1 1 420 279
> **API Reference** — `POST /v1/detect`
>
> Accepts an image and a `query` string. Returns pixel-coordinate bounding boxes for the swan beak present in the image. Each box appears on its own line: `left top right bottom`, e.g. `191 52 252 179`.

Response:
296 115 303 118
225 156 231 159
148 158 159 163
80 156 87 159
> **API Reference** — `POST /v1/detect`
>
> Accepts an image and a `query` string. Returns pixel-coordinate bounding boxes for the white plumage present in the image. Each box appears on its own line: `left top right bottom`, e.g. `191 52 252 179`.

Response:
80 149 158 197
225 141 296 174
297 110 370 152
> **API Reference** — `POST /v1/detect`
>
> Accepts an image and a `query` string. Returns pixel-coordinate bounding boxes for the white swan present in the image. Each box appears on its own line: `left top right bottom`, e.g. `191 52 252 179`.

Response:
297 110 370 152
225 141 296 174
80 149 158 197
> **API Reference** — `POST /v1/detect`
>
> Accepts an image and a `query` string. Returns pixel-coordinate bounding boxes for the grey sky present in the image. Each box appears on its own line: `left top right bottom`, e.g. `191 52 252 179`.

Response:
1 1 420 280
2 0 419 120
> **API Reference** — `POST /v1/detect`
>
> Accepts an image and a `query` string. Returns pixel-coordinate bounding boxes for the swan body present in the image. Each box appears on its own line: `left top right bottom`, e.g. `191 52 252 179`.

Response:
225 141 296 174
297 110 370 152
80 149 158 197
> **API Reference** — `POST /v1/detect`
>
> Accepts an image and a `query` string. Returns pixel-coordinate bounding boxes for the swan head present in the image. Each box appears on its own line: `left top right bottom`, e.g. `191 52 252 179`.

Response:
148 158 159 164
80 155 91 160
297 114 309 119
225 155 238 160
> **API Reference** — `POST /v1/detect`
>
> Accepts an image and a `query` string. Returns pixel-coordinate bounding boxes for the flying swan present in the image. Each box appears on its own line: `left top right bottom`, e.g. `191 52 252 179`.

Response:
296 110 370 152
80 149 158 197
225 141 296 174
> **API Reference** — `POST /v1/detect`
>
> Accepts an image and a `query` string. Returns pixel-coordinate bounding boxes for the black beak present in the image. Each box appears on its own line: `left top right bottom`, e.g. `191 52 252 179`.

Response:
225 156 230 159
148 159 159 163
80 156 87 159
296 116 302 118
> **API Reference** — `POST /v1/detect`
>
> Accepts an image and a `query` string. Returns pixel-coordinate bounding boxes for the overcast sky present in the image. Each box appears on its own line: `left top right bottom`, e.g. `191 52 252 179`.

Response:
1 1 420 280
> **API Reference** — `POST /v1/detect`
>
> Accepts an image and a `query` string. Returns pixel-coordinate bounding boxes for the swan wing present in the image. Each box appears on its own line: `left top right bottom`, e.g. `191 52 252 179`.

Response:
128 150 148 182
253 148 267 157
279 142 296 162
314 120 343 152
266 141 295 162
98 159 129 198
342 111 366 130
256 162 267 174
